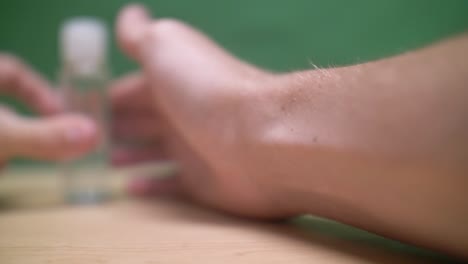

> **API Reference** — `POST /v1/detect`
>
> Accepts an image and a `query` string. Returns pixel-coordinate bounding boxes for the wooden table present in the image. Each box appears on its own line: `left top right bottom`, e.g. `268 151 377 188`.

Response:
0 166 458 264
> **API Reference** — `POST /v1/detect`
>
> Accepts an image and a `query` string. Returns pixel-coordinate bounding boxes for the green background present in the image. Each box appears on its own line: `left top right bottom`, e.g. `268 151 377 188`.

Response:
1 0 468 79
0 1 467 262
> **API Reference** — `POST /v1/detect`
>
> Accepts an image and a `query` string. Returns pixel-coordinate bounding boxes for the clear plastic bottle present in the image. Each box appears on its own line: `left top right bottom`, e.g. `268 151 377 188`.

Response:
59 18 110 204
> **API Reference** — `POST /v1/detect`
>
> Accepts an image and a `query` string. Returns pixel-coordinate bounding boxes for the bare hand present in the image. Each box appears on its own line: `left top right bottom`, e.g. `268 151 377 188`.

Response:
0 54 98 166
112 5 291 218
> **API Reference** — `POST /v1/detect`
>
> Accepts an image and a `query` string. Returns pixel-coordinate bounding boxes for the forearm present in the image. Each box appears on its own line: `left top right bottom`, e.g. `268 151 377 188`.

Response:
251 34 468 256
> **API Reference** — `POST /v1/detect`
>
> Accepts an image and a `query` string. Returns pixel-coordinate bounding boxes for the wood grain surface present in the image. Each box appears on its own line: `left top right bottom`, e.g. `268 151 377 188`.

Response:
0 167 458 264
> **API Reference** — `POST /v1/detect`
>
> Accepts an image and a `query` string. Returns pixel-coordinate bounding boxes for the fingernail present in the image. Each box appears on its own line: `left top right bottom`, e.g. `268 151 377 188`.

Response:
65 120 96 143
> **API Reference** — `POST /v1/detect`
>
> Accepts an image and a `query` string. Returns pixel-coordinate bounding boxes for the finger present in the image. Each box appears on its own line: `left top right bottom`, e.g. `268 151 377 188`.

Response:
112 147 167 166
116 4 152 60
128 15 249 117
112 116 160 140
0 107 97 160
128 175 181 197
112 105 155 120
109 72 151 111
0 54 61 115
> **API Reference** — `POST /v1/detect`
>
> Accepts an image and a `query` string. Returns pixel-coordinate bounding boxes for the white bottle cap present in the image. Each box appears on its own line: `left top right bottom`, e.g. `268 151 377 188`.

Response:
61 18 107 76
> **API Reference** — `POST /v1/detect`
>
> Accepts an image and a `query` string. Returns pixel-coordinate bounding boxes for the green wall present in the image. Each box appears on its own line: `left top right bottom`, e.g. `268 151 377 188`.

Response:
1 0 467 79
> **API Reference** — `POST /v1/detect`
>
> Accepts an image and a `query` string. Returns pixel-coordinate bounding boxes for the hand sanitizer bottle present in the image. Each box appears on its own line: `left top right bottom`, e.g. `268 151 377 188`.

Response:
60 18 110 204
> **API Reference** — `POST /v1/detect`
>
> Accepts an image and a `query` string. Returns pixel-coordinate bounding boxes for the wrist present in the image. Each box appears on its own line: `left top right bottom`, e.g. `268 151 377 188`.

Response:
239 70 354 219
234 72 317 217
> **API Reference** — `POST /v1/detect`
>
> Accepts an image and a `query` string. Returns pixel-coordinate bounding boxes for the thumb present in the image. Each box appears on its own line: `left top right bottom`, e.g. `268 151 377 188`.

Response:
116 4 253 105
116 4 247 81
0 107 98 161
116 4 151 61
116 4 264 142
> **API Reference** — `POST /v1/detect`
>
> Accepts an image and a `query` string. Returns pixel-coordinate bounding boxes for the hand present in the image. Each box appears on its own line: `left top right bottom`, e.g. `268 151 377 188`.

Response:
113 7 468 256
0 53 98 167
113 5 293 218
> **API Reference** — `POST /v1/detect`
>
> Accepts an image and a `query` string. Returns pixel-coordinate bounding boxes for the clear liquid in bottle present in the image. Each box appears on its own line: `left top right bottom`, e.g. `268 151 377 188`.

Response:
59 18 110 204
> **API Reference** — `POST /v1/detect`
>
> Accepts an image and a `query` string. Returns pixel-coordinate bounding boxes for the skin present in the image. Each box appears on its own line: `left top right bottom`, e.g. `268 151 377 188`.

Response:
0 53 97 163
0 4 466 259
113 5 468 258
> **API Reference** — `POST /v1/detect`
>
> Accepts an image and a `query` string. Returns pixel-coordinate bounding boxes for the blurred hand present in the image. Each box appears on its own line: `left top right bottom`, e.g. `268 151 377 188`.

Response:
112 7 468 256
0 53 98 167
113 5 292 218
